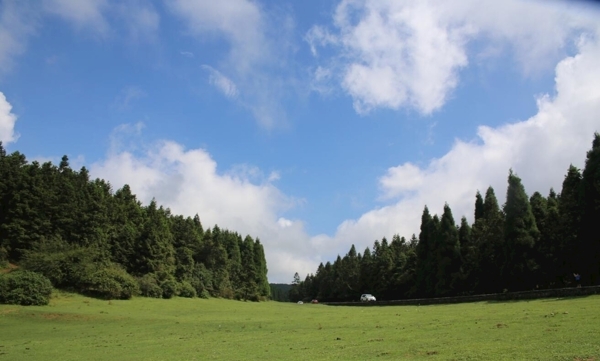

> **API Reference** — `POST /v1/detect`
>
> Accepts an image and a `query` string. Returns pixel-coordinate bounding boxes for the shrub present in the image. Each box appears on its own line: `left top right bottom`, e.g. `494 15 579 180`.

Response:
0 270 53 306
84 266 139 300
161 279 179 299
178 281 197 298
21 240 103 289
138 274 163 298
198 289 210 299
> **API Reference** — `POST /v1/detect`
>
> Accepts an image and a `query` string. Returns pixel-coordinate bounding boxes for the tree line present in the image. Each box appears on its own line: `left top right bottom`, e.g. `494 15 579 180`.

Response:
290 133 600 302
0 143 270 302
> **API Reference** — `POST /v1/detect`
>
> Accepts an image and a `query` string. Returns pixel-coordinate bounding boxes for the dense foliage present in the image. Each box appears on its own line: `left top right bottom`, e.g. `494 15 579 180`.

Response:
291 133 600 302
0 144 270 301
0 270 53 305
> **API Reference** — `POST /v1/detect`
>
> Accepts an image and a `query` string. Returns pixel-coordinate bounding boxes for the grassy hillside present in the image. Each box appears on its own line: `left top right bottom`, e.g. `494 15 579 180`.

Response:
1 292 599 360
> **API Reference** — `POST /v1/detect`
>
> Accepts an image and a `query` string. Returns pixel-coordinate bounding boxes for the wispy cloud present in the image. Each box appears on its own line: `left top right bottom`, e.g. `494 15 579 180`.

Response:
168 0 294 130
112 86 146 111
180 51 194 58
0 1 39 74
202 65 238 99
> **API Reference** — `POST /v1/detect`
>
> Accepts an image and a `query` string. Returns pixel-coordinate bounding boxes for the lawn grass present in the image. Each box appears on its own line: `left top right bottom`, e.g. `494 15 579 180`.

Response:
1 292 599 360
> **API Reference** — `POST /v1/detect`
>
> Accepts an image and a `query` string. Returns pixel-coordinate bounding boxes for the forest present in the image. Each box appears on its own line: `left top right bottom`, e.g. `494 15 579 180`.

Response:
289 133 600 303
0 142 270 304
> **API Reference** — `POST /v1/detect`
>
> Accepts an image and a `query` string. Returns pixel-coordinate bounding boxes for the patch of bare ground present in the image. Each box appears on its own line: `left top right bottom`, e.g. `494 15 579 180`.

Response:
0 263 18 274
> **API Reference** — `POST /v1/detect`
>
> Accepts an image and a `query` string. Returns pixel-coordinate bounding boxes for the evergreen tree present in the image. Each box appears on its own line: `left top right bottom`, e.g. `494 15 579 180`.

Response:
253 239 270 298
434 204 461 296
457 216 474 293
558 165 583 277
579 133 600 285
415 206 436 297
239 235 258 300
472 187 504 293
133 200 175 275
474 191 484 222
502 170 539 291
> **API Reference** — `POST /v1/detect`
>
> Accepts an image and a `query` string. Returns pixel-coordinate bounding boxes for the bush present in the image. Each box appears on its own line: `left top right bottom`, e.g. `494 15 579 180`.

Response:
178 281 196 298
0 270 53 306
161 279 179 299
138 274 163 298
84 266 139 300
198 289 210 299
21 241 103 289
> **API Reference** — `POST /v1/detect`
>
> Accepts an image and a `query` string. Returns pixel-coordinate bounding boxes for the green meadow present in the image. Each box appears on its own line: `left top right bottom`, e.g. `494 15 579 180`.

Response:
1 293 599 361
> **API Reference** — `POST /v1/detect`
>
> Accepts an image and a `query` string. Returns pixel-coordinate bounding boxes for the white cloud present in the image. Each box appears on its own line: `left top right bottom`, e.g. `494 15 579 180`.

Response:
91 128 320 283
202 65 239 99
0 92 19 145
308 0 600 115
312 30 600 258
0 1 38 73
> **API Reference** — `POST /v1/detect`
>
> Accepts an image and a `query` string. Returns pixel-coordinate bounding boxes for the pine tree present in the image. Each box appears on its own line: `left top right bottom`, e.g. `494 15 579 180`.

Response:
558 166 583 276
415 206 437 297
474 191 484 222
434 204 461 296
502 170 539 291
134 200 175 275
472 187 505 293
579 133 600 285
253 239 270 298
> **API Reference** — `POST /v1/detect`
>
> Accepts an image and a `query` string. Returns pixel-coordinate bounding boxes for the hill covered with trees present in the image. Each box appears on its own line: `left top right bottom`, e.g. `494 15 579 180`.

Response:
0 143 270 303
290 133 600 302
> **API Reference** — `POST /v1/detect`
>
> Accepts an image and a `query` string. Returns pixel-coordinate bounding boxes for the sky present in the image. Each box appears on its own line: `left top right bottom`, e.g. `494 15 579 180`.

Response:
0 0 599 283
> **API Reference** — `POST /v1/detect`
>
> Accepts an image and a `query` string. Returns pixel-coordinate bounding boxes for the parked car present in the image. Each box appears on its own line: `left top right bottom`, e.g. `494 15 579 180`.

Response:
360 294 376 302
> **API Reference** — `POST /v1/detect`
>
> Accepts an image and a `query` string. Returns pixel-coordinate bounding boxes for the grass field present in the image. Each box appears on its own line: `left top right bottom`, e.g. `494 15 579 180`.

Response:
1 292 599 361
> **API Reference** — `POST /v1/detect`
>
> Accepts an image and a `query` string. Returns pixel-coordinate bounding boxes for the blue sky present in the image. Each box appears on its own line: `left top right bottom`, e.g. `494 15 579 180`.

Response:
1 0 599 282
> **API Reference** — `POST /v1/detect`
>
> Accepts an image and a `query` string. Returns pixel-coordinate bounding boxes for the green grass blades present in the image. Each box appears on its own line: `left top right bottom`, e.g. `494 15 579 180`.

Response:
1 293 599 361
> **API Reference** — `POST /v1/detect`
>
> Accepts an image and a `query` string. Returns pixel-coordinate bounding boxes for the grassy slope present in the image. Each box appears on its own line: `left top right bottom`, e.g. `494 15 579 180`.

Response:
0 292 599 361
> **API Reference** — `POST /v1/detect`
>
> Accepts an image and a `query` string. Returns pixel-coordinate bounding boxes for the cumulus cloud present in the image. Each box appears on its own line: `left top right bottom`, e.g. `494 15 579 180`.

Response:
312 30 600 258
202 65 239 99
0 92 19 145
308 0 600 115
91 127 320 283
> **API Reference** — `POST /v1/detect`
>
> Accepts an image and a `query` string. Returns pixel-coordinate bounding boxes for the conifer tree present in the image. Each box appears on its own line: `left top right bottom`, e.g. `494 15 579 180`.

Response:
502 170 539 291
434 204 461 296
579 133 600 285
472 187 504 293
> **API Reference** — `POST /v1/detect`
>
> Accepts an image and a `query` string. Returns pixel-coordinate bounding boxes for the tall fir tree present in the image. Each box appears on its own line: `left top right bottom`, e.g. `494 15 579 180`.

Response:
579 133 600 285
434 204 462 296
502 170 539 291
